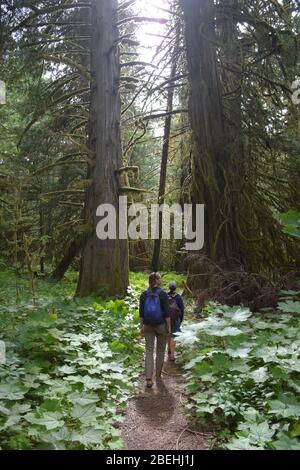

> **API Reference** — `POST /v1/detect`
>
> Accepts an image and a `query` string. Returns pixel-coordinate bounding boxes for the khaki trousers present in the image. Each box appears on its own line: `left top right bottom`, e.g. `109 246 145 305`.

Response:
144 322 167 380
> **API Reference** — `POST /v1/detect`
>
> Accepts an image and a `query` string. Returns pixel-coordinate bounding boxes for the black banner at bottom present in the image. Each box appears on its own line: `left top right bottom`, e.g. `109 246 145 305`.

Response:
0 449 297 467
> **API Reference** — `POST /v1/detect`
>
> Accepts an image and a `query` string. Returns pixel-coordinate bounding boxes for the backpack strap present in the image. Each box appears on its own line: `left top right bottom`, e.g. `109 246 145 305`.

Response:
168 292 177 300
146 288 162 298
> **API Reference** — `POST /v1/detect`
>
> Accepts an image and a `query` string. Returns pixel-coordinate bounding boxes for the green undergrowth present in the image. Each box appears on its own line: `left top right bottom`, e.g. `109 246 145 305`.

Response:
0 270 186 450
8 268 299 451
176 291 300 450
129 271 186 292
0 271 146 450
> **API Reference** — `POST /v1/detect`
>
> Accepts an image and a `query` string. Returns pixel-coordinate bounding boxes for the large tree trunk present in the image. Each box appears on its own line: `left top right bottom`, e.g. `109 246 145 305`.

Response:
76 0 128 297
181 0 241 263
39 204 45 274
218 0 244 261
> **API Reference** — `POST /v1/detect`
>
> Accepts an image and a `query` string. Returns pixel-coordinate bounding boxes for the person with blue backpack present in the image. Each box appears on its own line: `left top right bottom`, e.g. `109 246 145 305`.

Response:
139 272 171 388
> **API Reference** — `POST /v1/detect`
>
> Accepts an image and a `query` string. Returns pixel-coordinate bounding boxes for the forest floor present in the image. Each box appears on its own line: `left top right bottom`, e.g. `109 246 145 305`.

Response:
1 271 299 450
121 353 212 451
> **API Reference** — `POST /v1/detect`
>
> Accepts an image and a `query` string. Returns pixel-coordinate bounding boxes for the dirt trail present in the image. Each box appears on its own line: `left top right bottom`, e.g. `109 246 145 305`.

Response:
121 356 211 451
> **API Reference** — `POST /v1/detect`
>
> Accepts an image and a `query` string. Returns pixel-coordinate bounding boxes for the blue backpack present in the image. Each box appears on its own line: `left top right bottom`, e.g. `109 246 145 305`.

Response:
144 289 163 324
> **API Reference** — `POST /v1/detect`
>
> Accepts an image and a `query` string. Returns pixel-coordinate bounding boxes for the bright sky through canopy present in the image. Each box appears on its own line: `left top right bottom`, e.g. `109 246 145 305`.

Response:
135 0 170 65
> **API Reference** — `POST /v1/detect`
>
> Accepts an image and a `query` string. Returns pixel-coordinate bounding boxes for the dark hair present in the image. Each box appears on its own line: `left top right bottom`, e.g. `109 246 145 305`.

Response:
149 272 161 290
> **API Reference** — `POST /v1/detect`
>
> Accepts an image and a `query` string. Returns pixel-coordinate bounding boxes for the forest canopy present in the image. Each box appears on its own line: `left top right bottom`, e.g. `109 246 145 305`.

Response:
0 0 299 295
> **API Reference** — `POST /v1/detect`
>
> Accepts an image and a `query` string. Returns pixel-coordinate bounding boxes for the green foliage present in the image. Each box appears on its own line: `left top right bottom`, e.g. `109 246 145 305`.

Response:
0 272 143 450
279 211 300 240
177 299 300 450
129 271 185 292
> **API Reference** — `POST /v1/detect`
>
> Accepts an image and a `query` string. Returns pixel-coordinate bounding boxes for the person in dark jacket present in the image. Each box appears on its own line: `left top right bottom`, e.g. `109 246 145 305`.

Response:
139 272 171 388
167 281 184 361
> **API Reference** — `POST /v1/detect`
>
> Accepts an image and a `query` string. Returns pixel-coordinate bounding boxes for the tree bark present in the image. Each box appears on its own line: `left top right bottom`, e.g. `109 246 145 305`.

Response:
39 204 45 274
180 0 241 261
218 0 244 260
51 238 81 282
76 0 128 297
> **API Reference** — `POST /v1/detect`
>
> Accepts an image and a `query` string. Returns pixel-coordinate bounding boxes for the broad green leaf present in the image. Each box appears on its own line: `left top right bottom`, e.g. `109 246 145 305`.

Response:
224 307 252 322
193 361 213 377
272 432 300 450
278 301 300 314
289 379 300 394
176 328 199 345
268 394 300 418
43 380 71 396
250 367 268 383
24 411 65 430
82 376 102 389
68 392 100 406
206 327 243 337
183 355 206 370
106 437 124 450
0 382 28 400
241 408 264 423
225 437 264 450
270 366 289 381
279 211 300 240
70 404 98 423
72 427 103 445
57 365 77 375
246 422 275 443
212 353 231 369
0 403 10 415
225 347 251 358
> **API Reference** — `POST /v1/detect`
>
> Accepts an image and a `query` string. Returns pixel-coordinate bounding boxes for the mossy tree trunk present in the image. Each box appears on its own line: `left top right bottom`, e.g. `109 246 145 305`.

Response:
51 238 81 282
76 0 128 297
180 0 242 263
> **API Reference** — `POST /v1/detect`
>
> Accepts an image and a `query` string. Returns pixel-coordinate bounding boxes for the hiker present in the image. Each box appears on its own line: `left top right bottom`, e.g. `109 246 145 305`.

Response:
139 272 171 388
167 281 184 361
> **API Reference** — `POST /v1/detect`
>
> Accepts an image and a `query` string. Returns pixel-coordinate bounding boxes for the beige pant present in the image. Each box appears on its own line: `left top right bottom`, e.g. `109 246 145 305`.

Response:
144 323 167 380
